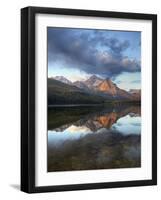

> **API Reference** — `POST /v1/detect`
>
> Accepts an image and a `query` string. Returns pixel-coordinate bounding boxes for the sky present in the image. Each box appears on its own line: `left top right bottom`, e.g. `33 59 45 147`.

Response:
48 27 141 91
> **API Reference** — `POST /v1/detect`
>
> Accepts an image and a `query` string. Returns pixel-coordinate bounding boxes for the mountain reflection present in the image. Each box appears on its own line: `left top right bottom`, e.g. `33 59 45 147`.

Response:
49 105 141 132
48 104 141 172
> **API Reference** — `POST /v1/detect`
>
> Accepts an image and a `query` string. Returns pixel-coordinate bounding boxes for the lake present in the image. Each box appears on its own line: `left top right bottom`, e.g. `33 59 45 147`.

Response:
48 104 141 172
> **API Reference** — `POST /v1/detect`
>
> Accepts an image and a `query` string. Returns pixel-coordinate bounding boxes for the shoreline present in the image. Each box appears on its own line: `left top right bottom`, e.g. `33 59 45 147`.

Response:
48 104 103 108
48 101 141 108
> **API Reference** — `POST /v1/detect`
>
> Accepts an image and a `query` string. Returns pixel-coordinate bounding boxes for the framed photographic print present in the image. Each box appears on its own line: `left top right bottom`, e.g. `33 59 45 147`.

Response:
21 6 157 193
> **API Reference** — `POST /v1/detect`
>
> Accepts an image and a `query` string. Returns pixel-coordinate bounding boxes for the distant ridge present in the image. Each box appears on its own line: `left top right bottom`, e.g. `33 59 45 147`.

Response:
53 76 73 85
129 89 141 100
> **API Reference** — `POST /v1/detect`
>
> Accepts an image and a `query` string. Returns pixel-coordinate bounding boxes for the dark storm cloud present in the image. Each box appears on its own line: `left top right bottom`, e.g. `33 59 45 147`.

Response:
48 28 140 77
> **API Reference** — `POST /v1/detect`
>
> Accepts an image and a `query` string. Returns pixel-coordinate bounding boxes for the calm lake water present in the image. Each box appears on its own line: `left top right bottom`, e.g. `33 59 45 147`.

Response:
48 104 141 172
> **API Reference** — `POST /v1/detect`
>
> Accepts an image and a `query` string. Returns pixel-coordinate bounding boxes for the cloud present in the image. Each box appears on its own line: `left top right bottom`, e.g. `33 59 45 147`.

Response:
130 80 141 84
48 28 141 78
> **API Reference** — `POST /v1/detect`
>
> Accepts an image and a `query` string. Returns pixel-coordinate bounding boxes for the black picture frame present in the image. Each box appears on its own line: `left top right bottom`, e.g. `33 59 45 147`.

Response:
21 6 157 193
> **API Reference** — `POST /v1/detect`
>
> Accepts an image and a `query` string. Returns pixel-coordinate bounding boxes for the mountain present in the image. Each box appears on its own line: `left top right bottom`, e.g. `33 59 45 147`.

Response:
129 89 141 95
52 75 140 101
54 76 73 85
48 78 106 105
96 79 117 96
95 78 132 99
73 76 133 100
84 75 103 88
129 89 141 100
